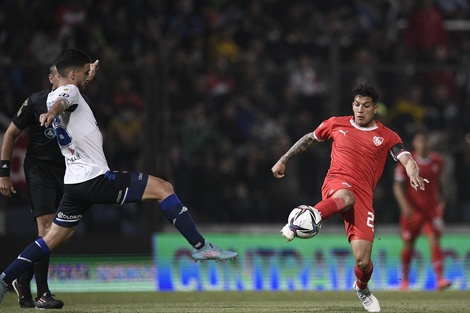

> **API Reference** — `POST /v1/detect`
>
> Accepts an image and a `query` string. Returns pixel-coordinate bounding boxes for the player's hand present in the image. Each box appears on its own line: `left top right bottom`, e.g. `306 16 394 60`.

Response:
87 60 99 82
39 112 55 127
0 176 16 197
271 161 286 178
409 176 429 191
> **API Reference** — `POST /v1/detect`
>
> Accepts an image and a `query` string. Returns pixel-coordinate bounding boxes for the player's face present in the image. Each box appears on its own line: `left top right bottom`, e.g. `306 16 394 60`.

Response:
412 133 428 154
352 95 378 127
73 64 91 91
48 66 60 90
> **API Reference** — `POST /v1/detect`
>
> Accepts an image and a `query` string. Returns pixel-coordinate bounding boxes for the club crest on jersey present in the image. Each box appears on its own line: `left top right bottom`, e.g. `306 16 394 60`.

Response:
44 127 56 139
373 136 384 146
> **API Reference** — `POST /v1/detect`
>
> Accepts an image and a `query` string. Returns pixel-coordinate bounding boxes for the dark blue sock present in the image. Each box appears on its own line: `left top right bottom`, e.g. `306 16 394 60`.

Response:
160 194 205 249
2 238 50 286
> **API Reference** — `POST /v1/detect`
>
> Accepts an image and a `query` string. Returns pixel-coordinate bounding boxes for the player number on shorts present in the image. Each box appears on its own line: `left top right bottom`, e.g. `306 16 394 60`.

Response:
366 212 375 229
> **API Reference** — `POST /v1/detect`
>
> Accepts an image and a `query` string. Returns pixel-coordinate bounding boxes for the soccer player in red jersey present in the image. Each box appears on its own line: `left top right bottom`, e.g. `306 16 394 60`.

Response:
393 130 451 291
272 83 428 312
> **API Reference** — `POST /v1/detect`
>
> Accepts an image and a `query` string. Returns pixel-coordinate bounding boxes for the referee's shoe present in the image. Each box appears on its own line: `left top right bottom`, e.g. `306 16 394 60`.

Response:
35 292 64 309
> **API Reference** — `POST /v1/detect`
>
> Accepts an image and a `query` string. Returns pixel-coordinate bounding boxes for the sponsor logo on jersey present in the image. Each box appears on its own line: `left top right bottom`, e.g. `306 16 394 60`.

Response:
66 153 82 163
59 92 70 98
342 182 352 188
44 128 56 139
373 136 384 146
339 129 348 136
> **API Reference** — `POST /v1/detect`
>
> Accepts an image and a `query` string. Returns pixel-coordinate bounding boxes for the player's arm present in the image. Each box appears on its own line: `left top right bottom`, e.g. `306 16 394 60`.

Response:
437 163 446 216
397 153 428 191
393 178 412 218
0 122 22 197
271 132 317 178
39 98 70 127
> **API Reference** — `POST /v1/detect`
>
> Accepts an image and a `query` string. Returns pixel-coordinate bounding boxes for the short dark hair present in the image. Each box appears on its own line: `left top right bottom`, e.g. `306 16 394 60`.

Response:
54 49 91 77
352 83 380 103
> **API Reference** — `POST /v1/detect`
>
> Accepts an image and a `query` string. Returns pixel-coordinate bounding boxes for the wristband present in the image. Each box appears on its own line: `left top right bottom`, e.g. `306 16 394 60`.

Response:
0 160 11 177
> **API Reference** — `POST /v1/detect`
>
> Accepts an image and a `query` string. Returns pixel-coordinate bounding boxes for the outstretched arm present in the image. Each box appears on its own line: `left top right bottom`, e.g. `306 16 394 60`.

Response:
271 132 317 178
393 179 412 217
398 153 429 191
39 99 69 127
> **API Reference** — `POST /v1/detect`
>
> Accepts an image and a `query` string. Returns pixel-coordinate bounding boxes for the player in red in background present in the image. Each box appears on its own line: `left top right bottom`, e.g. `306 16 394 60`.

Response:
393 130 451 291
272 83 428 313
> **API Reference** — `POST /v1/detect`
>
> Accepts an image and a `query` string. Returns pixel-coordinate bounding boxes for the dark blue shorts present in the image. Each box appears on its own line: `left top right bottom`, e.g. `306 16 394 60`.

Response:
54 171 148 227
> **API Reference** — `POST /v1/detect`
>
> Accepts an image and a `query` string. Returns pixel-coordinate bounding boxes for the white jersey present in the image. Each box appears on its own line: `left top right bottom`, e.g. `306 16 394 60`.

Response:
46 84 109 184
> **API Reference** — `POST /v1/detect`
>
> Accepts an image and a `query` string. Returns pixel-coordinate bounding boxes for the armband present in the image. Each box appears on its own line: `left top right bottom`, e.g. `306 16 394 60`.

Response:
0 160 11 177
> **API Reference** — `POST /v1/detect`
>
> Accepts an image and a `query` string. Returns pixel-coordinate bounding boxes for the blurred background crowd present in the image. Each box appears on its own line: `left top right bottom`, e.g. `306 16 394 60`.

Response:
0 0 469 235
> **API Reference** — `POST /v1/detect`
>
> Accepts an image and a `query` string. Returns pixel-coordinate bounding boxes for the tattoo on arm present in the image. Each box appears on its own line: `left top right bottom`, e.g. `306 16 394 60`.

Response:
280 133 316 164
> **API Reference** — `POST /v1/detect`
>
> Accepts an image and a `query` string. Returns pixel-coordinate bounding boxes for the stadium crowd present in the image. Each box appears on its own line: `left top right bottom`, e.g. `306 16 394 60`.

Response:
1 0 469 234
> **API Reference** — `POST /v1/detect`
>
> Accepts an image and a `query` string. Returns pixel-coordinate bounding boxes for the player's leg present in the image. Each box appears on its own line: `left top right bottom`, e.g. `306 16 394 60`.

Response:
281 179 355 241
399 212 421 291
0 224 74 304
345 194 379 312
14 160 64 308
423 221 451 290
33 214 64 309
11 215 54 309
351 239 374 289
141 175 237 261
351 239 380 312
97 171 236 262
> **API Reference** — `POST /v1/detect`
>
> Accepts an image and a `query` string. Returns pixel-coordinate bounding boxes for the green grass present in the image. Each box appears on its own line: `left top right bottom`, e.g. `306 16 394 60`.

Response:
1 291 469 312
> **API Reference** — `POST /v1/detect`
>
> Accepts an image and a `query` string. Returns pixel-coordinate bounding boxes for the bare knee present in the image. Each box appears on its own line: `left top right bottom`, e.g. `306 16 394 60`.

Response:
357 259 371 270
36 214 55 237
332 189 355 212
43 225 76 252
143 176 175 201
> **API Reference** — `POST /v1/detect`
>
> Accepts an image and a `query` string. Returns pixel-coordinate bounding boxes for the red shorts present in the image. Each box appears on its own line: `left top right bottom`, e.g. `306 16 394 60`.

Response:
400 211 442 242
321 176 375 242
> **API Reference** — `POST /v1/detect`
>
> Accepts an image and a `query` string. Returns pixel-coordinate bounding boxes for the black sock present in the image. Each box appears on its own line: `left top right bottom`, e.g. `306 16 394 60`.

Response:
34 252 50 296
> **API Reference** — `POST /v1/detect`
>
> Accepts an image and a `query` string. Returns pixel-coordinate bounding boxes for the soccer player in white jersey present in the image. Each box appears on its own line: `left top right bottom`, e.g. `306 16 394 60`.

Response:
0 49 236 304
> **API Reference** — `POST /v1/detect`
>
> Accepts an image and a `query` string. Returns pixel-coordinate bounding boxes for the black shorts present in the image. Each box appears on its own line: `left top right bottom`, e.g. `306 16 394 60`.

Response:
54 170 148 228
23 157 65 218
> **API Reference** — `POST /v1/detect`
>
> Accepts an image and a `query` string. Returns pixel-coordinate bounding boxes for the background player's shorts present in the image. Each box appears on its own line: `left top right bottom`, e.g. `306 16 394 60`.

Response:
54 170 148 228
400 211 443 242
24 157 65 218
321 175 375 242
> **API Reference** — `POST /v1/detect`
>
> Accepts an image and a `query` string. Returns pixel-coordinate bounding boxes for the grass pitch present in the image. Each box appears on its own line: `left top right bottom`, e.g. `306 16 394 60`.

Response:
1 290 469 312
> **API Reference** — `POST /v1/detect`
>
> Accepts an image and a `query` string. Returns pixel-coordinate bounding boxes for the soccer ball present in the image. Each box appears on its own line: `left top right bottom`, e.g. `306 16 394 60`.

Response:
287 205 322 239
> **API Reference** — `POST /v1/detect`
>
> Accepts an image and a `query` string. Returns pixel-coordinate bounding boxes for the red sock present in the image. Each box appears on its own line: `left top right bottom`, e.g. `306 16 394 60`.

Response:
431 243 444 280
313 198 345 220
354 261 373 290
401 247 412 281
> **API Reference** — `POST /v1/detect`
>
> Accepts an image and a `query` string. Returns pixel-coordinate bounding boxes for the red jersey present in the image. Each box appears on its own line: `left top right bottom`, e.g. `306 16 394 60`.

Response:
394 151 443 215
314 116 407 197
